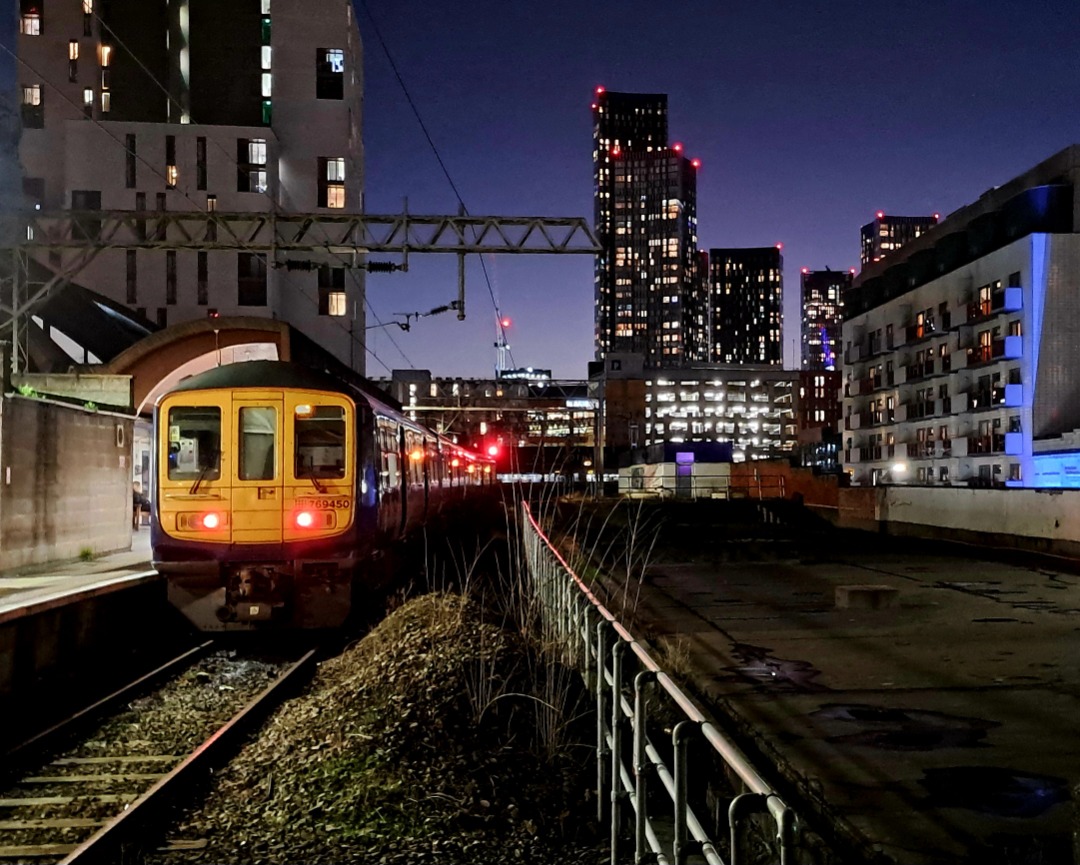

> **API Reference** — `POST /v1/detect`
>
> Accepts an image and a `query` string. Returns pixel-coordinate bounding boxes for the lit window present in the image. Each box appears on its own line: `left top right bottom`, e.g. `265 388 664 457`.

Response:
326 158 345 182
249 170 267 194
206 195 217 211
261 45 272 70
261 0 270 11
20 13 40 35
326 186 345 208
327 291 346 316
69 41 79 60
248 139 267 164
82 87 93 106
166 164 178 188
22 84 41 106
83 0 93 11
261 72 272 97
101 91 110 112
100 44 112 66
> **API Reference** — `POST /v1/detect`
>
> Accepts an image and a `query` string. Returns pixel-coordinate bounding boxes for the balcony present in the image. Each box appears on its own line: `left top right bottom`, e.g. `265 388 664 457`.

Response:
1004 383 1023 407
904 321 940 344
859 445 883 462
966 433 1006 455
900 400 936 421
965 287 1023 325
966 335 1022 368
904 359 935 382
845 411 873 431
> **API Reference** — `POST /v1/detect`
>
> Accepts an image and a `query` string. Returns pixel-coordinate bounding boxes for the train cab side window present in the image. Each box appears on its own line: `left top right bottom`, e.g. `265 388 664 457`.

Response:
294 404 345 479
167 406 222 482
239 407 276 480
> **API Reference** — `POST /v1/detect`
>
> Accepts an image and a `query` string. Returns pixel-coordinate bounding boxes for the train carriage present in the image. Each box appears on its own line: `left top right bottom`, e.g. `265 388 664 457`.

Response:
151 361 492 630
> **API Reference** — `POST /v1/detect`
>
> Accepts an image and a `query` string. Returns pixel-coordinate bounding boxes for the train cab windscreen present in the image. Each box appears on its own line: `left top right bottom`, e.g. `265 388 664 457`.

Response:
294 404 346 478
167 406 222 481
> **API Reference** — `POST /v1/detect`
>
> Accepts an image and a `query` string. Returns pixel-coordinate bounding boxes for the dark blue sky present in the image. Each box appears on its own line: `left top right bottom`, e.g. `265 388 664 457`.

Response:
4 4 1079 378
359 0 1080 378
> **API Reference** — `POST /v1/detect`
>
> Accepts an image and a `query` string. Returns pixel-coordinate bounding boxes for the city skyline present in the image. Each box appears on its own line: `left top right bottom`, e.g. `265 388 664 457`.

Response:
358 0 1080 379
3 2 1079 379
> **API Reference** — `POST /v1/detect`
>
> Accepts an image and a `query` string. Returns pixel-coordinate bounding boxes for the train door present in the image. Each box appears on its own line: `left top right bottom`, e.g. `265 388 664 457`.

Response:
231 394 284 544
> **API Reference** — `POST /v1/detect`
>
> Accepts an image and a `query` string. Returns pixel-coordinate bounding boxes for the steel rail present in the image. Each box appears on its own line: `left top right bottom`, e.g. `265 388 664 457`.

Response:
61 648 318 865
3 640 213 775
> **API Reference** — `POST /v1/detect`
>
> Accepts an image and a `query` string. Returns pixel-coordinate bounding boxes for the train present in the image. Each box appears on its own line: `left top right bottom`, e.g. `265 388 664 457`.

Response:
151 360 495 631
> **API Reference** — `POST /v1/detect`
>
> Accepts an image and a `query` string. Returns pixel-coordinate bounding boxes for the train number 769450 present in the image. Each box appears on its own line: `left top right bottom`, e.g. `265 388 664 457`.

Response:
294 497 351 510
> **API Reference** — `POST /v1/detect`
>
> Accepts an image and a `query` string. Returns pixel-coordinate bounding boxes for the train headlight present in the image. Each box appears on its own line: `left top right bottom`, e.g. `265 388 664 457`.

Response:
295 510 316 529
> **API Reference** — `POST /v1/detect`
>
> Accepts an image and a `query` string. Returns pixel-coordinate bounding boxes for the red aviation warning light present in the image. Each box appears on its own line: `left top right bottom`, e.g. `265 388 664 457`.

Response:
500 317 511 329
876 210 885 220
691 158 701 169
672 142 683 152
775 242 784 250
801 267 810 275
595 85 606 95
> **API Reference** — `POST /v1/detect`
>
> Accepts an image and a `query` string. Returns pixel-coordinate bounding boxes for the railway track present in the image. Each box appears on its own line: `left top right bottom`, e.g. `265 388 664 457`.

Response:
0 642 316 864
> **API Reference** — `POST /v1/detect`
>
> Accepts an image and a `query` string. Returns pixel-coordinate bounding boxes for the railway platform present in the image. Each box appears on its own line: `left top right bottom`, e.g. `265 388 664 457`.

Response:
0 530 154 624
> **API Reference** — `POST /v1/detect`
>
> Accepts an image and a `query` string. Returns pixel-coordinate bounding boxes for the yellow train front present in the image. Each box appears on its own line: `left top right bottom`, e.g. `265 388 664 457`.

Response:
151 360 492 630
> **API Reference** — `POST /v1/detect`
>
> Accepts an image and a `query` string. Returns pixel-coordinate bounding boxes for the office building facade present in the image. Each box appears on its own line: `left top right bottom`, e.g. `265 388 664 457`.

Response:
843 145 1080 488
708 246 783 365
17 0 366 371
644 365 797 462
592 88 703 368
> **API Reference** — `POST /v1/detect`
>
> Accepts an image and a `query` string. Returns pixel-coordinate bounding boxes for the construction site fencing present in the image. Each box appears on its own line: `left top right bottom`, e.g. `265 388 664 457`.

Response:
521 501 798 865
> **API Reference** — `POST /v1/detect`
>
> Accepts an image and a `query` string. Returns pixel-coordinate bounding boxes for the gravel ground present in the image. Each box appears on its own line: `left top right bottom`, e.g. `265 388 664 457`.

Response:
0 651 283 860
149 593 612 864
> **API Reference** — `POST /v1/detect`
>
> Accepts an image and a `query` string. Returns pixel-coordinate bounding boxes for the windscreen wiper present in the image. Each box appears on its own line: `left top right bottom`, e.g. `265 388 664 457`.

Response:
307 456 327 494
189 450 219 494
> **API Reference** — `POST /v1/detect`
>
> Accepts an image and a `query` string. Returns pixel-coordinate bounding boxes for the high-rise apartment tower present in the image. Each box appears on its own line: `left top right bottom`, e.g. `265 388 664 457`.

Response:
860 212 940 267
708 246 783 365
800 268 849 370
592 88 703 368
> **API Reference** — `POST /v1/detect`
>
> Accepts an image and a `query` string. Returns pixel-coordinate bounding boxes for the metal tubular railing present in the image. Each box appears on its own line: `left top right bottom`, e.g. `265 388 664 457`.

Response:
521 502 799 865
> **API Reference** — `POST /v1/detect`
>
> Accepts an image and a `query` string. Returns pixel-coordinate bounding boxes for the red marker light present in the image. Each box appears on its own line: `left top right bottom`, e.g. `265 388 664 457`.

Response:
775 242 784 250
487 445 499 457
202 512 220 530
595 85 605 95
801 267 809 274
296 511 315 529
611 146 621 157
672 142 683 152
590 103 597 110
501 317 511 328
876 210 885 219
691 158 701 168
933 212 940 220
849 267 857 274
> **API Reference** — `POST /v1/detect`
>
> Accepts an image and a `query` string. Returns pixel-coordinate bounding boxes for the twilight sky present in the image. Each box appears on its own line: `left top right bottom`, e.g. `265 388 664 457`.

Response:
357 0 1080 379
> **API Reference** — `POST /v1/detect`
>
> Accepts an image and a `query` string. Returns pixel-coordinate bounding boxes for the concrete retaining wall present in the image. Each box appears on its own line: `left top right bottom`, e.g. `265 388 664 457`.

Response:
0 395 134 571
872 485 1080 558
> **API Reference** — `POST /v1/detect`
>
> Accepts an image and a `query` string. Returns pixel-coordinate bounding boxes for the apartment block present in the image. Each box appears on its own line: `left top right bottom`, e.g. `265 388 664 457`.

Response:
843 145 1080 488
17 0 366 371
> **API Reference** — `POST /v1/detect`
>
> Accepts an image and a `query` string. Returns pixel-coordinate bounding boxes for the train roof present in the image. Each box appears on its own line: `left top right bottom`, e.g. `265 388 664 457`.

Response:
166 360 354 396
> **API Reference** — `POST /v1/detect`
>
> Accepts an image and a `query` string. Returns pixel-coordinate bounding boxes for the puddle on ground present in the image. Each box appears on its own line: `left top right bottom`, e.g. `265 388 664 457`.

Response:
812 704 999 750
972 617 1021 623
719 642 827 692
919 767 1069 818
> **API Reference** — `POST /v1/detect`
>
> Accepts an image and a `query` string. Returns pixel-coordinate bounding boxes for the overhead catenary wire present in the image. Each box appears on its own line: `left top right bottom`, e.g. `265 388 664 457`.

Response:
357 1 517 371
0 36 407 375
